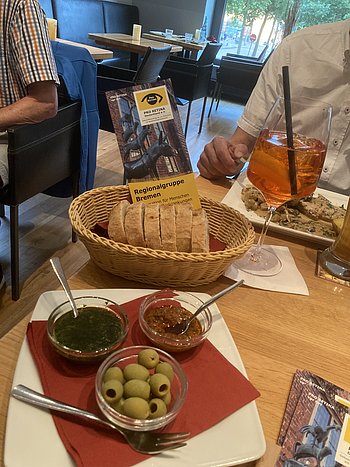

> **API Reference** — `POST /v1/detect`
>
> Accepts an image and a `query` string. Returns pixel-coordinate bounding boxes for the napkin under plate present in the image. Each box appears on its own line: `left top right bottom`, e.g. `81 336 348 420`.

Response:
27 294 260 467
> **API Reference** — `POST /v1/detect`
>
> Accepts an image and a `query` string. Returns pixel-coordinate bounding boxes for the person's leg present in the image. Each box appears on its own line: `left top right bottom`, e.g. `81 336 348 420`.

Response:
0 134 9 187
0 135 7 288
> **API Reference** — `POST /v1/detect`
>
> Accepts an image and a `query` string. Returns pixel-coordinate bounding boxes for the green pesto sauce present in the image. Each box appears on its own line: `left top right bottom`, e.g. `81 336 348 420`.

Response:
54 306 122 352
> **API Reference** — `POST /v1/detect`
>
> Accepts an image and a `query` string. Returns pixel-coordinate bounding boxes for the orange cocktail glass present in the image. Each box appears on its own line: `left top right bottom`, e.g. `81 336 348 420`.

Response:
248 129 327 208
234 96 332 276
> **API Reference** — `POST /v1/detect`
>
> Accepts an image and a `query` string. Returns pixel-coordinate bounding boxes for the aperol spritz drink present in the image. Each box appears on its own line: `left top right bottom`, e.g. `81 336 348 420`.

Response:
248 130 327 207
234 96 332 276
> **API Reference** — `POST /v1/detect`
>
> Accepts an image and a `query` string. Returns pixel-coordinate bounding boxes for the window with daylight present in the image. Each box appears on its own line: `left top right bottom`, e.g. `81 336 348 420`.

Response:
214 0 350 61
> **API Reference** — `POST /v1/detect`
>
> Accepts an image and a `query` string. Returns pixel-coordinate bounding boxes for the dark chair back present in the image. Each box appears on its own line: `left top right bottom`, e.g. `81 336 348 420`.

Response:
0 96 81 300
197 42 222 65
133 46 172 84
226 44 269 63
159 42 222 136
5 101 81 205
97 46 171 131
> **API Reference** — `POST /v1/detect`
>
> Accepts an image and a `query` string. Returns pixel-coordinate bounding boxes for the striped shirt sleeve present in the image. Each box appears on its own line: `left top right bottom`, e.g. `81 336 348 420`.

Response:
10 0 59 90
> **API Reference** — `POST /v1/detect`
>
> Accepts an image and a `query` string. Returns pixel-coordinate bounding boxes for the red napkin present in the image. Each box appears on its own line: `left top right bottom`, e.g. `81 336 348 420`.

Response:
27 295 260 467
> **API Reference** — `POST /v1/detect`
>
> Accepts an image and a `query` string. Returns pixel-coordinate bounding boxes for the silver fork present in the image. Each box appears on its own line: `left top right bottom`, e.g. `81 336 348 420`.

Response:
11 385 190 454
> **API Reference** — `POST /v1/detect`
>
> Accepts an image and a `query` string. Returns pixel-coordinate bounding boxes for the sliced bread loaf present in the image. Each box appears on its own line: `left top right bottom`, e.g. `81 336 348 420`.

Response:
160 204 177 251
108 199 130 243
124 202 146 247
144 203 162 250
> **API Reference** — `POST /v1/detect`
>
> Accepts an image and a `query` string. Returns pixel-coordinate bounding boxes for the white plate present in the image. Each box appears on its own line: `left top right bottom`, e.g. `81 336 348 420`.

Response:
5 289 266 467
149 30 165 36
149 31 185 39
222 174 348 246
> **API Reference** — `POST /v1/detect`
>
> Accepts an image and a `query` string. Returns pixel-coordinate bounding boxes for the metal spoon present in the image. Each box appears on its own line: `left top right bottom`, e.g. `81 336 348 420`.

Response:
168 279 244 335
50 257 79 318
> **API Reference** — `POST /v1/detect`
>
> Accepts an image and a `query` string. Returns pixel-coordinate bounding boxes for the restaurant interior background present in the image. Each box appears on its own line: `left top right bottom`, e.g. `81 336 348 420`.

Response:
132 0 350 62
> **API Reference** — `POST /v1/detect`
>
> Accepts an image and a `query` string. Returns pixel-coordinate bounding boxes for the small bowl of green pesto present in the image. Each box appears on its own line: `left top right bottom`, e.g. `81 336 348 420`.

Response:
47 296 129 363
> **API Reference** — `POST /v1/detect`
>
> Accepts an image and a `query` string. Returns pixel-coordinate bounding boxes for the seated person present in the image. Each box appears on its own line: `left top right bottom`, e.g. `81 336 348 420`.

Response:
198 18 350 196
0 0 59 289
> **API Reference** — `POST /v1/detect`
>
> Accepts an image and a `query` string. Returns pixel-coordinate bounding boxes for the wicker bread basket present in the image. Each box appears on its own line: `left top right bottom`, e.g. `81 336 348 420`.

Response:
69 185 255 287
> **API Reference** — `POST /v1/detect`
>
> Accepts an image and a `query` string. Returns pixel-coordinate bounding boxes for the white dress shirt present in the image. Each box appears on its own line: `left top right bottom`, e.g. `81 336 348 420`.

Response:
237 19 350 195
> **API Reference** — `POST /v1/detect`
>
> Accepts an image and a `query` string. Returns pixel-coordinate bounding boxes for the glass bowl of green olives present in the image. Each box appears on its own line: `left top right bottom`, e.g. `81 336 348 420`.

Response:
95 345 188 431
47 296 129 363
139 290 212 352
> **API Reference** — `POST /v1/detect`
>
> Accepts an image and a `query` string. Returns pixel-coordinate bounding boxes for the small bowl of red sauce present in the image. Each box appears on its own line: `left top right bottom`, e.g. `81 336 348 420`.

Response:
139 290 212 352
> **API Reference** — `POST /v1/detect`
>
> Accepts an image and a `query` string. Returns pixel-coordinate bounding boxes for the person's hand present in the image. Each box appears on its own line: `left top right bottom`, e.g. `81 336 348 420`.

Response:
197 136 249 179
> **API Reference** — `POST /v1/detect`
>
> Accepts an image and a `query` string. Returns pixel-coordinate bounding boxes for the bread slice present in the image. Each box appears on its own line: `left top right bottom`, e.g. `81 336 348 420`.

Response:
108 200 130 243
191 209 209 253
159 204 177 251
144 203 162 250
124 202 146 247
175 203 192 252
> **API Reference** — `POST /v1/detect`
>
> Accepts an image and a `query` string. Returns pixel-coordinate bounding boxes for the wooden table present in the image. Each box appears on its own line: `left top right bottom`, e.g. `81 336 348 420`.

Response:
1 176 349 466
54 38 113 61
143 33 206 59
88 33 182 68
143 32 206 59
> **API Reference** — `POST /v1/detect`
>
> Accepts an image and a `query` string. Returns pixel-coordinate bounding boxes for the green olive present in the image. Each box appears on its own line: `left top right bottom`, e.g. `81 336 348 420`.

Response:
155 361 174 382
149 398 167 418
123 363 150 381
123 397 150 419
138 349 160 369
123 379 151 400
102 379 124 404
103 366 125 384
149 373 170 397
162 391 171 406
111 397 125 414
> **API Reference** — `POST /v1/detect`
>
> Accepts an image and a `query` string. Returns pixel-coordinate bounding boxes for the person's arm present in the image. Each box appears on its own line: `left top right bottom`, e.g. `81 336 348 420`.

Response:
0 81 58 132
197 126 256 179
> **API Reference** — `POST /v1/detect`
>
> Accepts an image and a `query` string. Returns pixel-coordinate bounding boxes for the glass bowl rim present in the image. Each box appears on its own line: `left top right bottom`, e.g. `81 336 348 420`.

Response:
47 295 129 357
139 290 213 344
95 345 188 430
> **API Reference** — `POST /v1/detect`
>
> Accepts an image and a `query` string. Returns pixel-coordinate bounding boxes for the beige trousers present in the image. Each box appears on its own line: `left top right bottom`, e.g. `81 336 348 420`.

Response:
0 133 8 186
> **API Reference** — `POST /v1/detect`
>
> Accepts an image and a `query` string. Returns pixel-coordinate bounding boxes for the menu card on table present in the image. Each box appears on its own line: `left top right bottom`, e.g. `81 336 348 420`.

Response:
275 369 350 466
106 78 201 209
27 294 260 467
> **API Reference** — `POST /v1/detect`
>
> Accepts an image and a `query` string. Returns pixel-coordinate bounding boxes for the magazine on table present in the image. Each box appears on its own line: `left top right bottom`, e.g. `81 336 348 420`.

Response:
276 369 350 467
106 78 201 209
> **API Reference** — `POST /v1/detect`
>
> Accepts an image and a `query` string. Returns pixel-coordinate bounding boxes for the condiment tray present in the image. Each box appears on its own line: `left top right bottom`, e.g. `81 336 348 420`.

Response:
5 288 266 467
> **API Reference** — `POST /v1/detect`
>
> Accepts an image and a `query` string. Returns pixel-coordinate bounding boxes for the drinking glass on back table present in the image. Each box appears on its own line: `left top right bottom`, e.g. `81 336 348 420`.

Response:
234 96 332 276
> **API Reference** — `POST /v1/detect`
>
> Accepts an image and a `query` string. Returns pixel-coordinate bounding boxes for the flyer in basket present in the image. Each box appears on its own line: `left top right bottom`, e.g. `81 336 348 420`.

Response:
106 78 201 209
275 369 350 467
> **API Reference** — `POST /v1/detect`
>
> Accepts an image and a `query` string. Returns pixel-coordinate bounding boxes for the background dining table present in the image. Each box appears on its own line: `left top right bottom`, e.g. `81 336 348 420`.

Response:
143 32 206 59
88 33 182 69
0 175 349 466
53 38 113 61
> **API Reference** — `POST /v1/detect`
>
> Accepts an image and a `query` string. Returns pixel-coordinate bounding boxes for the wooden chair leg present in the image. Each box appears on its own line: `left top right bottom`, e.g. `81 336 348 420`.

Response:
9 205 20 300
198 96 207 134
184 101 192 137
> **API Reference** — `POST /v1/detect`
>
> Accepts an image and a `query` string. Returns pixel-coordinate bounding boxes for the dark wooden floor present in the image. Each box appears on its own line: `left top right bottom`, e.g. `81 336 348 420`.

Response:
0 97 244 336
